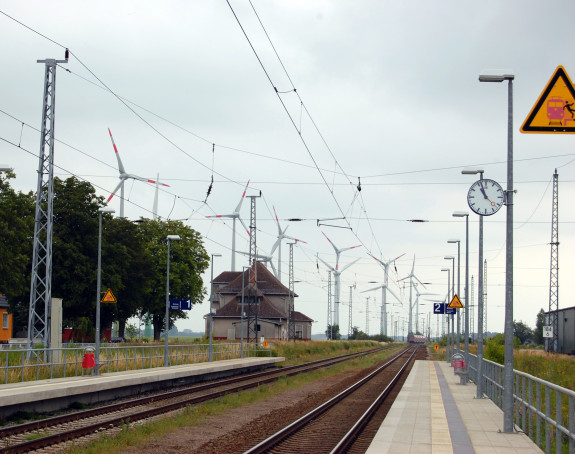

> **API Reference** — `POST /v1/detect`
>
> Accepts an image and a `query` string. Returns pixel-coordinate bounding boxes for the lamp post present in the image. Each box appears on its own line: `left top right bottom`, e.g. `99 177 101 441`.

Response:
96 207 115 374
444 256 455 362
164 234 181 367
479 72 514 432
453 211 470 374
0 165 13 172
448 240 461 352
208 253 222 362
463 168 487 398
441 268 450 362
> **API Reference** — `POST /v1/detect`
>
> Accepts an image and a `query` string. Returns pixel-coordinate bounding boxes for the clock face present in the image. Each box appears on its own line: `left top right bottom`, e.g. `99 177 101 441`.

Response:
467 179 504 216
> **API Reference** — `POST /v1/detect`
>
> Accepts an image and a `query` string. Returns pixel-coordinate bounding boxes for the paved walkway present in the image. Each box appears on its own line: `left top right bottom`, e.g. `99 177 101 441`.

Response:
366 360 543 454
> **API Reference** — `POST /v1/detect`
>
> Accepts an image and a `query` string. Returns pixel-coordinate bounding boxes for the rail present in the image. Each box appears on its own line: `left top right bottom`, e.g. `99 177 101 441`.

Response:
0 342 272 384
460 349 575 454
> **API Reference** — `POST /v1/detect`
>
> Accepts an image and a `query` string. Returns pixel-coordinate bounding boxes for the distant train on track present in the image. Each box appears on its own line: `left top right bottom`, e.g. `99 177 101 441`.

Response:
408 335 428 344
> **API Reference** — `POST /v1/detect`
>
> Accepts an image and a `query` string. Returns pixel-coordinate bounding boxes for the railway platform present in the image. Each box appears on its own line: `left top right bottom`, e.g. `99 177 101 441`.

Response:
0 356 283 418
367 359 543 454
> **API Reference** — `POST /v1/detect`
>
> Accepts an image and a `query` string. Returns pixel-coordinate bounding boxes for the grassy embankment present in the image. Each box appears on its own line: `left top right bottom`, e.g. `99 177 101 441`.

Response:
60 340 401 454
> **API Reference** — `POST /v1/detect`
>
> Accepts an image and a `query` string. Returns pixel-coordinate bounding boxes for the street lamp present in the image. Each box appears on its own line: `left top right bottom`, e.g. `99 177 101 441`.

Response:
462 168 487 398
441 268 450 363
479 72 514 432
444 256 455 362
96 207 115 374
453 211 470 376
208 253 222 362
0 165 13 172
164 234 181 367
448 240 461 352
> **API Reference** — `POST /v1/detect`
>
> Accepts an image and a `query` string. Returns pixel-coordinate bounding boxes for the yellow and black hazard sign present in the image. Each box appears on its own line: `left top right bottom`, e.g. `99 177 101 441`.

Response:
101 288 117 303
521 66 575 133
447 294 464 309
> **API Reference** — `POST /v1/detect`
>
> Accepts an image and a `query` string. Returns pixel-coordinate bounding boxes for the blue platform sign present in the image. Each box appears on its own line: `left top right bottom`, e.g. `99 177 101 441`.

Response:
433 303 445 314
445 306 456 315
169 299 192 310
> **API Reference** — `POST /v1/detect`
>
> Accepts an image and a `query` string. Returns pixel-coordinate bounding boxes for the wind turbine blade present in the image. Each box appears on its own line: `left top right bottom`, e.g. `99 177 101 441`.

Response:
322 231 339 254
340 257 360 273
238 216 251 237
340 244 363 253
368 253 385 267
273 206 282 235
392 252 406 262
269 237 281 256
411 254 415 274
205 213 235 219
108 128 126 174
234 180 250 213
148 178 170 187
413 275 427 289
317 256 335 272
107 181 123 203
387 287 403 305
269 260 278 278
362 285 384 293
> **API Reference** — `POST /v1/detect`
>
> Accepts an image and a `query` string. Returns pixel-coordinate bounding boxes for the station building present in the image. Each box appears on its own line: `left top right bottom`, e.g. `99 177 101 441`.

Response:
208 261 313 341
545 305 575 354
0 294 13 343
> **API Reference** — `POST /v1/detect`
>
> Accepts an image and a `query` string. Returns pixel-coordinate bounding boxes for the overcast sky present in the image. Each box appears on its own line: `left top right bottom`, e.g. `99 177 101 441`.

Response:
2 1 575 338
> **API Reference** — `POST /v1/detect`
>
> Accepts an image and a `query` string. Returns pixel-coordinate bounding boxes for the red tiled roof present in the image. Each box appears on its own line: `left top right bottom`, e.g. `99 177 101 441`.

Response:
217 261 297 297
215 294 286 319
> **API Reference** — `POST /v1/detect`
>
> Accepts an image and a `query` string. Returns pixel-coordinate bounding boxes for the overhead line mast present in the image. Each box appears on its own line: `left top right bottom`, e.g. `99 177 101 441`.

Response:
548 169 559 353
27 51 68 354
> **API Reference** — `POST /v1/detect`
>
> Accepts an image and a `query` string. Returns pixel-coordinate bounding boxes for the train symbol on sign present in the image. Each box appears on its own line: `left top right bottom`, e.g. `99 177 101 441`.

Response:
547 96 575 126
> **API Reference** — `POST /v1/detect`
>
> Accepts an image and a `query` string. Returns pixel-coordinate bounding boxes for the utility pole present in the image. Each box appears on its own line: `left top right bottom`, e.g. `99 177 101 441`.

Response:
470 275 475 341
27 51 68 355
483 259 488 336
348 285 354 339
246 193 261 348
288 242 296 341
327 271 332 339
548 169 559 353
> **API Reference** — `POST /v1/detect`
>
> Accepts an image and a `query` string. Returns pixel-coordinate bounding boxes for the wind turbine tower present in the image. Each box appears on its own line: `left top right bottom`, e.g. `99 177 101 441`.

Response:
318 232 362 326
270 206 306 282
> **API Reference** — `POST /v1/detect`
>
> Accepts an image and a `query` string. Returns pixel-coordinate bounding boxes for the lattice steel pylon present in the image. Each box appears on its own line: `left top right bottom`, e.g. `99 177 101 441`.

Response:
547 169 559 353
327 271 332 339
27 54 68 353
288 242 296 341
348 285 353 339
483 259 488 335
246 194 260 347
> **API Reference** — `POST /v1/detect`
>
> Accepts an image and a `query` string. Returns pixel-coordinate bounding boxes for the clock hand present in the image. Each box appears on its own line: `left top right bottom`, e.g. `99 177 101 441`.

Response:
479 185 488 199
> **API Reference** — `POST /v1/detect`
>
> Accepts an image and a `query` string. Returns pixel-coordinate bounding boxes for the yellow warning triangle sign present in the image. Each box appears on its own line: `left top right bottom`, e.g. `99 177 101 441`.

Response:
447 294 464 309
521 66 575 133
101 288 117 303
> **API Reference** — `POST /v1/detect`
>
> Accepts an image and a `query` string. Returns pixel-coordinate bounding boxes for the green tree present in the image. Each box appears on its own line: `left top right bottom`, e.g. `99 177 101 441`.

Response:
534 309 545 345
137 219 209 341
513 320 534 345
0 172 35 329
101 217 155 337
325 324 341 340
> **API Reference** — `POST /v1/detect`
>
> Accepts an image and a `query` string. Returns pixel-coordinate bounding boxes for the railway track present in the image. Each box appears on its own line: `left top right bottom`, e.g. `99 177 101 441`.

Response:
0 345 397 453
243 345 422 454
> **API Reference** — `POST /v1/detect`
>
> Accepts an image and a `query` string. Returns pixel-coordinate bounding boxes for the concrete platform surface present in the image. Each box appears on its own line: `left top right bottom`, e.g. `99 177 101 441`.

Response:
367 360 543 454
0 356 283 416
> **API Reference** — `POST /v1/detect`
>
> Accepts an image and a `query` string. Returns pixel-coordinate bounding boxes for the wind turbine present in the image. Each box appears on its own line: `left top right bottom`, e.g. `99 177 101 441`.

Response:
205 180 250 271
107 128 169 218
364 252 405 336
269 206 306 282
319 232 362 326
413 284 437 334
237 249 277 278
399 256 426 338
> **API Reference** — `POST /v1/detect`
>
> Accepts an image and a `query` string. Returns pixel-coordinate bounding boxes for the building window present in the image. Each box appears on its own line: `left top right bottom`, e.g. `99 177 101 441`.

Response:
2 313 8 329
296 324 303 339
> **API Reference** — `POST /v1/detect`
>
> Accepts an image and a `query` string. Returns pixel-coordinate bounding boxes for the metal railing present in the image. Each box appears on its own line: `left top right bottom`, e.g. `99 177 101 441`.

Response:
0 342 273 384
460 349 575 454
